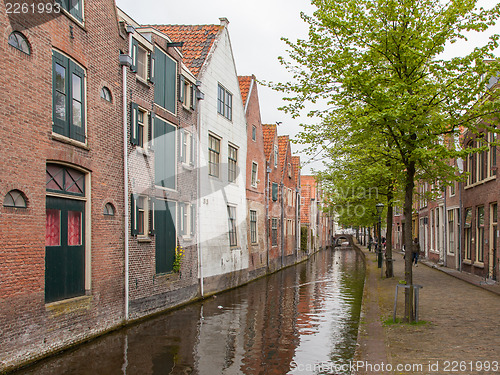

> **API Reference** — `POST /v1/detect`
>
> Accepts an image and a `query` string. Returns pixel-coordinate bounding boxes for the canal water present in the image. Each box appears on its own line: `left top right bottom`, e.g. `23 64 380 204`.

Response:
13 247 365 375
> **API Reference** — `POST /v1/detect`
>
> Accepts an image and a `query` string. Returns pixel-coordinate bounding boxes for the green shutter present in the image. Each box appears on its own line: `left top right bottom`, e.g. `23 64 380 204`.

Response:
190 84 196 110
149 112 155 150
190 204 195 236
272 182 278 201
154 47 165 108
131 194 137 236
165 55 177 113
131 38 138 73
155 199 176 273
179 130 185 162
154 117 176 189
69 60 85 143
148 51 155 84
179 75 185 103
149 198 155 235
130 102 139 145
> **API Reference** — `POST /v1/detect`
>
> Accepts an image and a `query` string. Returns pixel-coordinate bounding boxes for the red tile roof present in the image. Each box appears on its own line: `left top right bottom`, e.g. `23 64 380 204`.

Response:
278 135 290 176
262 124 277 159
238 75 253 107
149 24 221 77
292 156 301 186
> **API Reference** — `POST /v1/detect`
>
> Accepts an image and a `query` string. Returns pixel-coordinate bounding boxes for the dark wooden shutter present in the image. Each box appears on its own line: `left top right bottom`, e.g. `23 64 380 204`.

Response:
154 47 165 108
179 130 185 162
149 197 155 235
148 51 155 84
190 84 196 110
165 55 177 113
131 38 138 73
52 51 68 137
131 194 138 236
130 102 139 145
179 75 185 103
190 204 195 236
272 182 278 201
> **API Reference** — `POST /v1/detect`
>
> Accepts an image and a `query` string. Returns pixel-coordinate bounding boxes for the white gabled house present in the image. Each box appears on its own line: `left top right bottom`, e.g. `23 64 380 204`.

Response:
155 18 248 295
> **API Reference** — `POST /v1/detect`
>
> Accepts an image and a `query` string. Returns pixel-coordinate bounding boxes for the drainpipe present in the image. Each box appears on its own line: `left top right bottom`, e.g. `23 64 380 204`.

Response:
196 81 204 297
265 164 270 270
121 24 134 321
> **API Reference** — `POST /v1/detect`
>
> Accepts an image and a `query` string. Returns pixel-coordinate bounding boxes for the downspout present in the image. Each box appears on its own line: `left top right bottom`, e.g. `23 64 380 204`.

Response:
196 81 204 297
265 163 270 270
123 25 134 321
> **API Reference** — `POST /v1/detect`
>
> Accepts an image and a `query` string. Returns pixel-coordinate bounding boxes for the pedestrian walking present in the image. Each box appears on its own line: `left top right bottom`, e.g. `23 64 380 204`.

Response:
368 236 372 252
412 237 420 266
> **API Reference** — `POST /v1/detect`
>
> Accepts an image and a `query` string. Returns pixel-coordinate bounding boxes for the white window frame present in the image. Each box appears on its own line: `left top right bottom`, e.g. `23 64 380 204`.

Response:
251 162 258 187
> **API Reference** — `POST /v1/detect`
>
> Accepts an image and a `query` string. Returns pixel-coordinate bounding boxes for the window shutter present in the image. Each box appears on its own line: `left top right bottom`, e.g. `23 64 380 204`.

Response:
190 133 195 165
130 102 139 145
190 204 195 236
179 75 185 103
131 194 138 236
165 55 177 113
149 198 155 235
154 47 165 108
149 112 155 150
148 51 155 84
131 38 138 73
190 85 196 110
179 130 185 162
272 182 278 201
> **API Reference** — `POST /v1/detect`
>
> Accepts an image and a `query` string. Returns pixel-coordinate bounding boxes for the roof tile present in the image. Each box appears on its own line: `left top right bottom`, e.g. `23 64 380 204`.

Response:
238 75 253 107
262 124 277 160
149 24 221 77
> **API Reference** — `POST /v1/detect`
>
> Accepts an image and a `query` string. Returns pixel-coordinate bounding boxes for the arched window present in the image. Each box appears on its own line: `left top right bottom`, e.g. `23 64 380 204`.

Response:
103 202 115 216
100 87 112 102
8 32 31 55
3 189 27 208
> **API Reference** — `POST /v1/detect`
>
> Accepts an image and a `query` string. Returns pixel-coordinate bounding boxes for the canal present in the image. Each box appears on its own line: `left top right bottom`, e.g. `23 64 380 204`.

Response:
13 247 365 375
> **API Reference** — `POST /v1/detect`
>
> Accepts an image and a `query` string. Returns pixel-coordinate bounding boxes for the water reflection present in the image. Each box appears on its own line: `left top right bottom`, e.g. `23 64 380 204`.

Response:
12 248 365 375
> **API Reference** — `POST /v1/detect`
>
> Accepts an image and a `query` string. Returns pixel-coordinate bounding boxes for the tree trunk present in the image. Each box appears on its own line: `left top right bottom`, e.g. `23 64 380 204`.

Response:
386 187 394 278
403 162 415 322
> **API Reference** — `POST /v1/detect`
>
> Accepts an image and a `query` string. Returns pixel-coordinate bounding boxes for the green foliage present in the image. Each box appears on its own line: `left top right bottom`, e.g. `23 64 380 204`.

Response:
173 246 184 273
300 226 308 251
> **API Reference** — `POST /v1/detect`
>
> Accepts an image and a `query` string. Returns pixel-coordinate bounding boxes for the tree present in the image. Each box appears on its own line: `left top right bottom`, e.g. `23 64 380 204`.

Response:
274 0 500 321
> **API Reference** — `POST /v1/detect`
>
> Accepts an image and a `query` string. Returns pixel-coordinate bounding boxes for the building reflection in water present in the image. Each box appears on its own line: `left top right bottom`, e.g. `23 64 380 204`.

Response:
12 249 365 375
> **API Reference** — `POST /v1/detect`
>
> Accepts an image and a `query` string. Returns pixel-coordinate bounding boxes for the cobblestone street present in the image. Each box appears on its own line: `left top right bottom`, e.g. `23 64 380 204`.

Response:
355 244 500 374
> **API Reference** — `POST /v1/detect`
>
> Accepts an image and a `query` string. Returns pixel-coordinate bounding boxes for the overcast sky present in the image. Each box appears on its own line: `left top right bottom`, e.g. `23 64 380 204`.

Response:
115 0 499 174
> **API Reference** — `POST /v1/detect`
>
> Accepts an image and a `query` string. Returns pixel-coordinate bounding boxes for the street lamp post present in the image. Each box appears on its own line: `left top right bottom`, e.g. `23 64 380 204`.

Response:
376 203 384 269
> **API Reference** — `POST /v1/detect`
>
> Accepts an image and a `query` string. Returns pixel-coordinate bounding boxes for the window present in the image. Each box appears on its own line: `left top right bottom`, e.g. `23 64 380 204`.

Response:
131 195 147 236
272 182 278 202
251 162 258 187
217 84 232 120
227 206 237 246
154 116 176 190
274 145 278 168
252 126 256 141
208 134 220 177
477 206 485 263
52 50 86 143
449 182 455 197
478 138 486 181
272 218 278 246
228 145 238 183
464 208 472 260
489 131 497 177
100 87 112 102
180 130 194 165
56 0 83 22
179 203 187 235
288 163 292 178
154 46 177 114
179 76 196 110
467 141 475 185
130 104 148 148
45 164 86 303
250 210 257 244
448 210 455 254
103 202 115 216
8 31 30 55
3 190 27 208
190 204 196 236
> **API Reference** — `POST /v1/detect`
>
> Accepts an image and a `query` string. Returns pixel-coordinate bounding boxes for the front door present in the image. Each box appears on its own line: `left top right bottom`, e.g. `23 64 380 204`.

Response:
155 199 177 274
45 196 85 303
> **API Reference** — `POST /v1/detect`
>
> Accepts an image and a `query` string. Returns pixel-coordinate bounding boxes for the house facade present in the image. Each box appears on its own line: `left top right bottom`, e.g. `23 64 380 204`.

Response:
239 75 268 278
0 1 125 370
156 19 249 295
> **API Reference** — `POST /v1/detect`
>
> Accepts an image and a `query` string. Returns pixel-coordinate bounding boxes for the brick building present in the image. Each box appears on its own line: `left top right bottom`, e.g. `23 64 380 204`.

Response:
239 75 268 278
0 1 125 370
117 9 200 321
